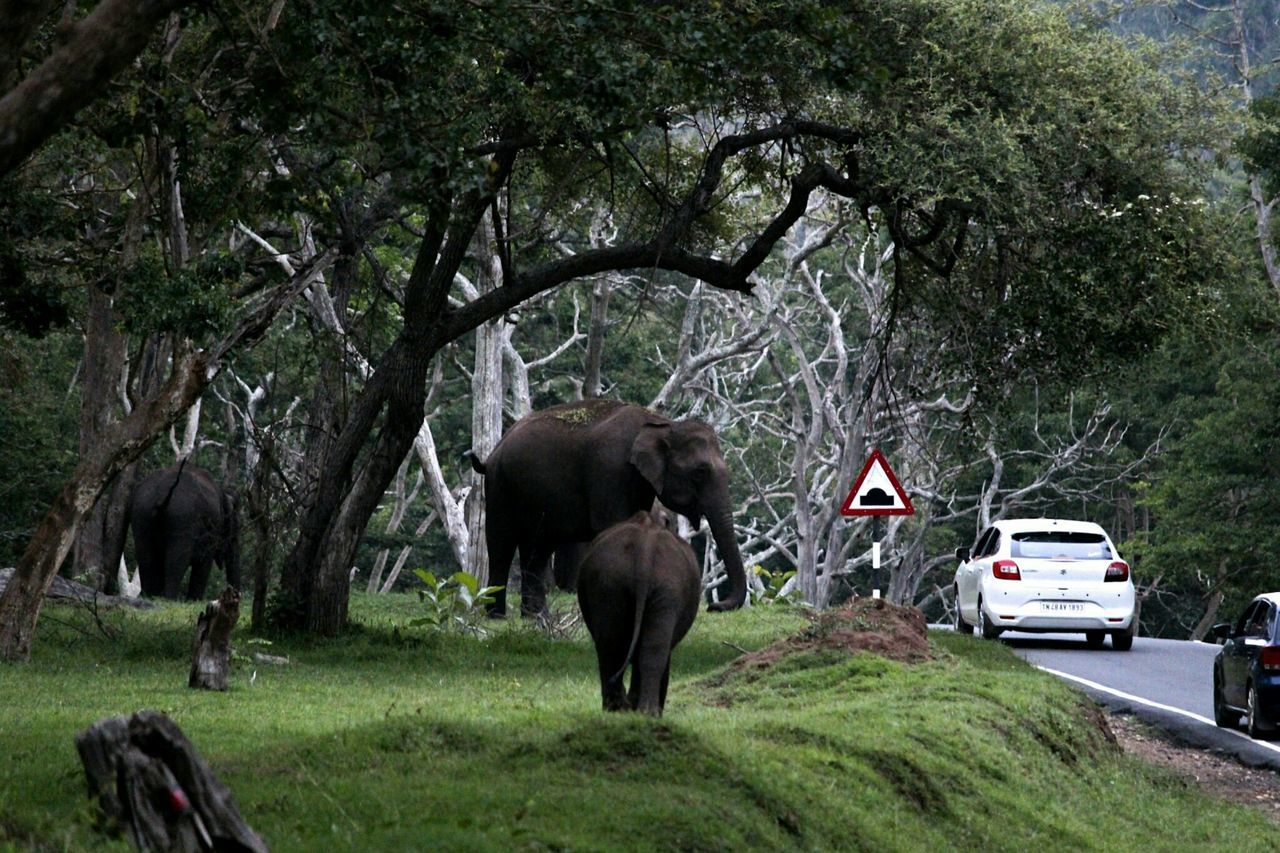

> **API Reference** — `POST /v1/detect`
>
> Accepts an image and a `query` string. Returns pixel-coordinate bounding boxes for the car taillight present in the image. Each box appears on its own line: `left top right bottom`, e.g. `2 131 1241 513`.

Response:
1104 561 1129 582
1261 647 1280 671
992 559 1021 581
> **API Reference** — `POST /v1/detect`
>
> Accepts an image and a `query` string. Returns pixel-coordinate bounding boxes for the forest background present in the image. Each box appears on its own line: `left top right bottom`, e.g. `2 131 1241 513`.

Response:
2 0 1280 657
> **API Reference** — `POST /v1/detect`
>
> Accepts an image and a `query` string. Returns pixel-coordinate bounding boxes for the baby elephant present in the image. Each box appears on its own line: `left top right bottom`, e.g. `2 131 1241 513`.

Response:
577 509 701 716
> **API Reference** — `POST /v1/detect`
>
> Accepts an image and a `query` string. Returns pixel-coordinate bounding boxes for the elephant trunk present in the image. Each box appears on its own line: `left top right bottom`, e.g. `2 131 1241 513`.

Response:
705 505 747 611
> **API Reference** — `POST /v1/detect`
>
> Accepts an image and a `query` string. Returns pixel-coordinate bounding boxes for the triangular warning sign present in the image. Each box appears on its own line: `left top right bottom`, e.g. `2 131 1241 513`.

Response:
840 448 915 516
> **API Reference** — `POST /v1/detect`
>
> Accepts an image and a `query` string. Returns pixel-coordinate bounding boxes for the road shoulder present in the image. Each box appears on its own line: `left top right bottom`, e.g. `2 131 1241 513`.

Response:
1110 713 1280 823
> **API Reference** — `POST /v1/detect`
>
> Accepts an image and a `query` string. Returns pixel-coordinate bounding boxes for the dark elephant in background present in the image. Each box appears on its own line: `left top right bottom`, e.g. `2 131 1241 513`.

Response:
128 463 241 600
469 399 747 617
577 508 700 716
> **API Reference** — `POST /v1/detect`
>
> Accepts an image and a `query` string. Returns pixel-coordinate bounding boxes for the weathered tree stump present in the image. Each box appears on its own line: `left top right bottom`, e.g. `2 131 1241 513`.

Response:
189 587 240 690
75 710 268 852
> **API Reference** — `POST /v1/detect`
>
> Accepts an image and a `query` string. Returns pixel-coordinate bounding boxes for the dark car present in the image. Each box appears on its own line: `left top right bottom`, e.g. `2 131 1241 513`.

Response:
1211 593 1280 740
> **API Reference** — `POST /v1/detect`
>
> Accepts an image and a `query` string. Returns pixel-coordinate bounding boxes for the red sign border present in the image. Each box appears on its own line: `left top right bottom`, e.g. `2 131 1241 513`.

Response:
840 447 915 517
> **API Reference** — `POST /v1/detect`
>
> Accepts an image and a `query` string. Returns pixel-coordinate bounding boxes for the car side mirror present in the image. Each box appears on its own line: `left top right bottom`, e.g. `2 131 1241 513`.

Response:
1209 623 1232 644
955 547 970 562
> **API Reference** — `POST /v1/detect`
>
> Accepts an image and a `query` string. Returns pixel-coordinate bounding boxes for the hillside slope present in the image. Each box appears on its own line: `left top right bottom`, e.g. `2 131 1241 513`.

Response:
0 595 1274 850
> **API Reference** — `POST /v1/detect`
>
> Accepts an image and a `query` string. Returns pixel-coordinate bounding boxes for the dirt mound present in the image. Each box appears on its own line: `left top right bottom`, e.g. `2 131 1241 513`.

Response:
731 597 932 675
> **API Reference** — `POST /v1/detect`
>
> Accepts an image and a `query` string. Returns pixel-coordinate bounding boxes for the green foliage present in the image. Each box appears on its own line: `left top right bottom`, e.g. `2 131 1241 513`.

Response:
750 566 802 606
1130 336 1280 627
1241 90 1280 197
0 331 80 565
1 597 1274 849
410 570 503 636
0 179 75 337
113 249 239 337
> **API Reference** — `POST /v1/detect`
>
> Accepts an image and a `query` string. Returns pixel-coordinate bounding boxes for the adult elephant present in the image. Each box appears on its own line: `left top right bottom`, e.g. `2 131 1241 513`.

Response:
128 462 241 600
469 399 747 617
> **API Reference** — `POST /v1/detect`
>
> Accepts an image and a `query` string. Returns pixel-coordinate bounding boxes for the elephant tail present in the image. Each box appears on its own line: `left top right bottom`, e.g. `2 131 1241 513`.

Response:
464 450 486 475
609 532 653 688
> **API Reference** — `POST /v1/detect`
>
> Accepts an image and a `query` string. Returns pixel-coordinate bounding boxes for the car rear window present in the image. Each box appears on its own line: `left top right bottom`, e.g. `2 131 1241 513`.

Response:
1010 531 1113 560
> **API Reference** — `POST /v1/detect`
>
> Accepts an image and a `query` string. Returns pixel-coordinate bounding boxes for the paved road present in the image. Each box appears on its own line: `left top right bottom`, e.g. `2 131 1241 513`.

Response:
998 631 1280 771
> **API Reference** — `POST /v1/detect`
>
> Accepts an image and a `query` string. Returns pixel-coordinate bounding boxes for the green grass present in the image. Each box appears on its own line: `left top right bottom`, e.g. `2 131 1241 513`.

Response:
0 592 1274 851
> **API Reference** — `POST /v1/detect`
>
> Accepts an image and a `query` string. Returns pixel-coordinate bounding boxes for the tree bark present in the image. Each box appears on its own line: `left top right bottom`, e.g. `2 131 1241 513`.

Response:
76 710 267 852
465 212 505 587
72 280 132 589
275 183 480 633
188 587 240 691
0 0 192 177
583 276 611 398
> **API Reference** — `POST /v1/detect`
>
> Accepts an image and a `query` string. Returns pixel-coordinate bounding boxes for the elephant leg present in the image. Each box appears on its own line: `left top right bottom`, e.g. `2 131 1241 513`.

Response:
135 538 164 598
552 542 586 591
485 536 518 618
186 556 213 601
519 546 552 619
626 668 642 712
595 645 631 712
633 621 677 716
163 540 195 600
658 656 672 714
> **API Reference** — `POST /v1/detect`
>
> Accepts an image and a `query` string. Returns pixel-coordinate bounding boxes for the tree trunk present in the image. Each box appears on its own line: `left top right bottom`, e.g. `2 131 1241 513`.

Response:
1192 589 1226 642
75 710 267 853
414 419 469 568
72 280 132 589
274 185 490 634
188 587 240 691
0 0 193 177
73 162 155 593
583 275 611 398
295 356 448 632
246 433 273 633
466 214 505 586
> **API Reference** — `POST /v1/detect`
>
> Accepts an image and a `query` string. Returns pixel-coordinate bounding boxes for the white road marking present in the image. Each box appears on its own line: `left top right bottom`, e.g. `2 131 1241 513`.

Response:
1036 665 1280 756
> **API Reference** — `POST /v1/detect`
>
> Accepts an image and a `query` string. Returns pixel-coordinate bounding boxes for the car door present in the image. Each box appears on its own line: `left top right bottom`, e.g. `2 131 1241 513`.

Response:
968 528 1000 612
1224 601 1265 707
958 528 995 617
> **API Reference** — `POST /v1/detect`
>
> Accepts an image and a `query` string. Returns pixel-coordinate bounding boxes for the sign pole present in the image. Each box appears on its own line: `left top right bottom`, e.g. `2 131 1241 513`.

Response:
871 516 884 597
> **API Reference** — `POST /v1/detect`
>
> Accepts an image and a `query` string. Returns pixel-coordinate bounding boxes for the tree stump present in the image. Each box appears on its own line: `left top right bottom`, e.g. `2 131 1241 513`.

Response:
189 587 240 690
75 710 268 852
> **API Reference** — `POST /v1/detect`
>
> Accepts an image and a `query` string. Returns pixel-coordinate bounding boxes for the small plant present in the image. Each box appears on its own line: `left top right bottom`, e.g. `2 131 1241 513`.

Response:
750 566 801 606
410 570 503 637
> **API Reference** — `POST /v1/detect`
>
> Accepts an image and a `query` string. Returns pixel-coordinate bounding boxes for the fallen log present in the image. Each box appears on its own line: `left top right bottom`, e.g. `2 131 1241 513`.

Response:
0 567 154 608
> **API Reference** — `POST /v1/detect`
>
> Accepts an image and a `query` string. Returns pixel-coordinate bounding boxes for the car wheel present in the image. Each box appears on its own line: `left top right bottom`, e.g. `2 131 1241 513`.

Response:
978 599 1001 640
1085 630 1106 649
1247 684 1273 740
1110 627 1134 652
1214 671 1236 729
953 589 973 635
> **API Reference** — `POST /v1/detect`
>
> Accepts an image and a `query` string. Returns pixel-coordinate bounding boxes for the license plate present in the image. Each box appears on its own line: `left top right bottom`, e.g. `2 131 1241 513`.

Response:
1042 602 1084 612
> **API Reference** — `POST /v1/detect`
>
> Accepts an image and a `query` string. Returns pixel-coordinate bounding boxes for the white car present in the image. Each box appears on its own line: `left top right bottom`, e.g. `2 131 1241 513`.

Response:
952 518 1136 650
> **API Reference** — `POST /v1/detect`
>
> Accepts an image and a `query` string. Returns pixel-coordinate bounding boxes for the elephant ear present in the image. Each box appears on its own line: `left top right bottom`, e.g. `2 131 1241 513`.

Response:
629 423 670 494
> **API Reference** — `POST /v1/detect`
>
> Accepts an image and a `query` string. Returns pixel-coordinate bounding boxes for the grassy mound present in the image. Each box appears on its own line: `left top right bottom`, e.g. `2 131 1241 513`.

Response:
0 593 1272 851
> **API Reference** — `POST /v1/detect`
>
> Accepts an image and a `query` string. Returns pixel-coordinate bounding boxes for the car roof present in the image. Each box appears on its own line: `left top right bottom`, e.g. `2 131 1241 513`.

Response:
1251 592 1280 608
991 518 1110 537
